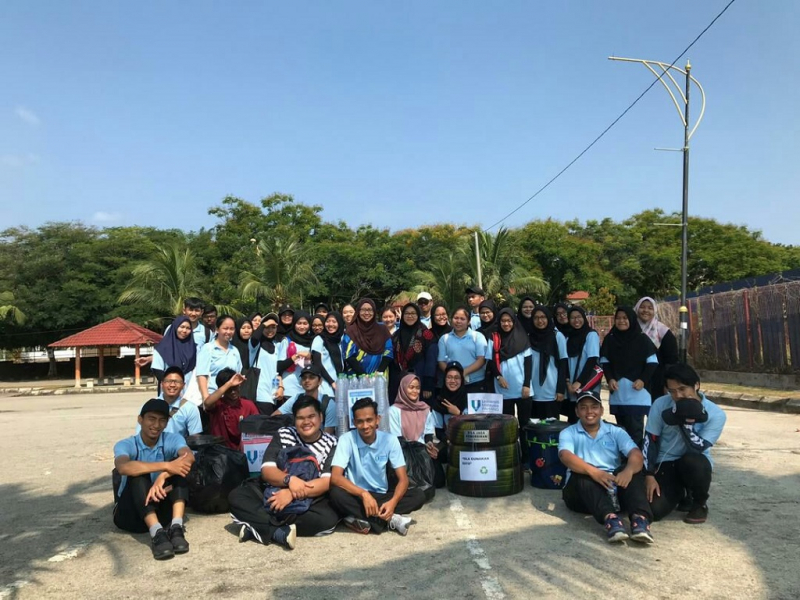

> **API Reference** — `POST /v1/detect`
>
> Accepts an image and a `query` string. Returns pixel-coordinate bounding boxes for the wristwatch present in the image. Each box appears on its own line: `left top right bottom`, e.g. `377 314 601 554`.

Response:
283 474 291 486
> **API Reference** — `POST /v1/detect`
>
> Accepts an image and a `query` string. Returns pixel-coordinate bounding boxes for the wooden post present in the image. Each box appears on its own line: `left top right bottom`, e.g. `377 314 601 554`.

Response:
134 345 141 385
75 347 81 388
98 346 104 379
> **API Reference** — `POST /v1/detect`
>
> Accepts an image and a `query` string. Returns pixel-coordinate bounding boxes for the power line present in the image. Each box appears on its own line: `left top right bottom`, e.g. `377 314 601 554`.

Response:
484 0 737 232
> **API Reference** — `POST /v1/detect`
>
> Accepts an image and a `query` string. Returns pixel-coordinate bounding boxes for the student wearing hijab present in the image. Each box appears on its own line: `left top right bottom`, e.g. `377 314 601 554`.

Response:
276 311 315 399
252 313 285 413
310 314 326 337
634 296 679 400
249 313 263 332
477 299 498 338
151 316 197 383
314 303 330 318
564 306 602 424
517 296 537 343
341 299 393 376
437 307 488 394
389 375 437 457
231 318 255 369
553 302 572 335
341 304 356 326
311 311 345 397
195 315 243 402
432 361 468 426
528 306 568 419
600 306 658 444
390 303 437 403
275 306 295 343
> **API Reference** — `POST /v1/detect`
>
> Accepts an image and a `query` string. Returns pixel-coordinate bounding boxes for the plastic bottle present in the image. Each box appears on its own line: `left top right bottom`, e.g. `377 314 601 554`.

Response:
374 372 390 431
607 482 620 512
336 373 350 437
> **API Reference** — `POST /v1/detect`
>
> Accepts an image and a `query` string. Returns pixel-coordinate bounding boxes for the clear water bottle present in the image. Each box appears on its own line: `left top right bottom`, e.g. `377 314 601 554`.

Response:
374 373 390 432
336 373 350 437
272 375 280 399
607 482 620 512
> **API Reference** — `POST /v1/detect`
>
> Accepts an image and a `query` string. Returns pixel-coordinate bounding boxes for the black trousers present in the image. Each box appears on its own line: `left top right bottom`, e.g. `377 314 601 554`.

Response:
615 414 645 446
329 485 426 533
531 400 561 420
228 479 340 544
560 400 579 424
503 397 532 466
113 474 189 534
562 471 653 524
649 453 713 521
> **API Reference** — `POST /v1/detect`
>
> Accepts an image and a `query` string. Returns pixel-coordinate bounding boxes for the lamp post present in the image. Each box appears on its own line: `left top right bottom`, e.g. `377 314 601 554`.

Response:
609 56 706 364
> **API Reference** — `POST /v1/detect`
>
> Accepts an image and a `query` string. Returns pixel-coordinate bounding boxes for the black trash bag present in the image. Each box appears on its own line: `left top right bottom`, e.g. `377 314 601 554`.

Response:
388 440 436 503
187 445 249 513
239 413 293 436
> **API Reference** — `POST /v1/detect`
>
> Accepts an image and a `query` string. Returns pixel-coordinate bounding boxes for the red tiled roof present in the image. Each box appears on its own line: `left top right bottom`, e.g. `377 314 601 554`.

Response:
49 317 162 348
567 291 590 301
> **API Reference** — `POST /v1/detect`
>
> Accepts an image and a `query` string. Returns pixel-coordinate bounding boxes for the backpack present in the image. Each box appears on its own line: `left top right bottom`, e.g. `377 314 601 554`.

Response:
262 446 321 518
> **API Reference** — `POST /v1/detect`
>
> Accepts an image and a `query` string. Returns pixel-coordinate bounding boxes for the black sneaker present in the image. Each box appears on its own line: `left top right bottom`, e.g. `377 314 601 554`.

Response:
168 524 189 554
676 491 693 512
684 504 708 525
151 529 175 560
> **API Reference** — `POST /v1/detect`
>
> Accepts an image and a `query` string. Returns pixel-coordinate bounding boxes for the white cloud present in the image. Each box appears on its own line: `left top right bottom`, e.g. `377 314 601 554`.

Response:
15 106 41 126
92 211 123 223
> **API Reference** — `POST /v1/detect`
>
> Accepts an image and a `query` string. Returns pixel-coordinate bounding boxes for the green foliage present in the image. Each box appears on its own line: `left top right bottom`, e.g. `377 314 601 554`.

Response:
0 291 26 325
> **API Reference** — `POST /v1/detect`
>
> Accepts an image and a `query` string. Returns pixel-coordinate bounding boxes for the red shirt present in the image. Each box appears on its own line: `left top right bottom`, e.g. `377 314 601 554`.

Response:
207 398 259 449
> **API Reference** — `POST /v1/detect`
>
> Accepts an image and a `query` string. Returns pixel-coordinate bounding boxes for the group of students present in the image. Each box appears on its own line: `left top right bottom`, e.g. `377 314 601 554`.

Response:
114 288 726 558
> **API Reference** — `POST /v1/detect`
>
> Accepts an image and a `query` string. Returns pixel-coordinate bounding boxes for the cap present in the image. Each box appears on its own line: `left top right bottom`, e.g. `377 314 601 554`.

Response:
416 292 432 302
262 312 279 324
140 398 170 418
465 286 485 296
300 365 321 378
576 390 602 404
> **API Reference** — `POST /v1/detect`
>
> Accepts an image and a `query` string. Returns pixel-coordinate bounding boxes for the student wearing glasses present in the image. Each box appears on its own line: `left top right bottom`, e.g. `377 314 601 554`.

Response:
135 366 202 441
341 299 394 376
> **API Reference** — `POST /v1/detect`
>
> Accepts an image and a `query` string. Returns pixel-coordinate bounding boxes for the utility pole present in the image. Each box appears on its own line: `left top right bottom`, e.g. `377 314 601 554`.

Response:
474 231 483 290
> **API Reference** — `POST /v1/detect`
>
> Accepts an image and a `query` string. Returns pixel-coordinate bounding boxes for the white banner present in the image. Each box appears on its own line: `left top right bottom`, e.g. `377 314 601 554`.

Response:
241 433 274 475
466 393 504 415
459 450 498 482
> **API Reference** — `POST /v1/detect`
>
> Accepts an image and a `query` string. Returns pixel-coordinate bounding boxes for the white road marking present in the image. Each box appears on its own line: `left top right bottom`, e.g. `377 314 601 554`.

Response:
448 495 506 600
0 581 29 598
48 542 89 563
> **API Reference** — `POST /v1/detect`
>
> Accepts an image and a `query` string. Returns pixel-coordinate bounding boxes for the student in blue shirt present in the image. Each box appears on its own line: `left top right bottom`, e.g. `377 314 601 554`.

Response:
311 311 346 398
563 307 602 424
341 299 393 376
558 391 654 544
600 307 658 444
113 399 194 560
643 363 727 525
465 286 486 331
437 307 488 394
416 292 433 328
526 306 568 419
195 315 243 401
135 367 202 440
251 313 285 411
330 398 426 535
278 311 318 398
274 366 337 434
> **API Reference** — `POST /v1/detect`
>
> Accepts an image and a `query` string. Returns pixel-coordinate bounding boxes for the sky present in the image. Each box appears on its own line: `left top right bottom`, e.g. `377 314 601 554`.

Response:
1 1 798 244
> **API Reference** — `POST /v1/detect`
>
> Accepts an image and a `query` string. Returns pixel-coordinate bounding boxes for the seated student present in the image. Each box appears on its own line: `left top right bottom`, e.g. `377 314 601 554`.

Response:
203 368 259 449
113 399 194 560
228 396 340 550
643 363 727 525
330 398 426 535
558 391 654 544
135 366 202 440
388 374 438 459
273 366 337 435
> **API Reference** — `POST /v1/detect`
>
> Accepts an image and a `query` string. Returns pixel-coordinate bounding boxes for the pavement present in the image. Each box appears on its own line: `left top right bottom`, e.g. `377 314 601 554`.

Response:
1 390 799 599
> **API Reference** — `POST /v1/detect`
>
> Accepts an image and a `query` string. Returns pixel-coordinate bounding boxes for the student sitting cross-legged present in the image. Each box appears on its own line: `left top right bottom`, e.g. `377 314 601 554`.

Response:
330 398 426 536
558 391 655 544
113 399 195 560
228 396 340 550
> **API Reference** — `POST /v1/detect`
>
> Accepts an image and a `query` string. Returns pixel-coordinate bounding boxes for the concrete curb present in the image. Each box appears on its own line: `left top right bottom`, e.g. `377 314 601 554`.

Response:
2 385 157 396
704 389 800 415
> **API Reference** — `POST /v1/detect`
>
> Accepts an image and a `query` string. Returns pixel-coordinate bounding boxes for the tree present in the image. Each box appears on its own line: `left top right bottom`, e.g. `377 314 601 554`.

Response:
0 291 25 324
239 237 319 309
410 252 470 311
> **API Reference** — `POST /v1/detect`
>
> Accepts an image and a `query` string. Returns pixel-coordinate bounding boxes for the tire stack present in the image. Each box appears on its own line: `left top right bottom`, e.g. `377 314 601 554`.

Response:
446 414 524 498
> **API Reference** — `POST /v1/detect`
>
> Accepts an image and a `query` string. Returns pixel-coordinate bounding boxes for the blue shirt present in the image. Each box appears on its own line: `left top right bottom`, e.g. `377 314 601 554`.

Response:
113 432 188 496
331 429 406 494
646 393 726 468
437 330 488 384
559 420 639 482
567 331 601 401
387 406 436 443
600 353 658 414
253 339 284 403
485 340 532 400
420 315 432 329
311 336 338 398
470 312 481 331
278 393 337 429
530 331 567 401
135 394 202 440
195 342 243 395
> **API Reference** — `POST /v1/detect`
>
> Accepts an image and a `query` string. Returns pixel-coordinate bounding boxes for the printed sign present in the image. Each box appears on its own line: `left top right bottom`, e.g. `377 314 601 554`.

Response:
463 430 491 444
241 433 273 476
347 388 376 428
459 450 498 482
466 393 504 415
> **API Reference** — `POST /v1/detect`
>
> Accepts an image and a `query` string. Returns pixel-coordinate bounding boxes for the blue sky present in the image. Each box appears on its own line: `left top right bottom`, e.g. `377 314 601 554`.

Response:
2 1 797 243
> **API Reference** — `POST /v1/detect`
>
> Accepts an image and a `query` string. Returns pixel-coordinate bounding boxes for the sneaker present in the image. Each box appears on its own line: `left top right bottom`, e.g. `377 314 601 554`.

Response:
676 491 693 512
168 524 189 554
343 516 371 535
604 515 628 543
151 528 175 560
629 515 654 544
238 524 254 543
389 514 413 536
684 504 708 525
271 524 297 549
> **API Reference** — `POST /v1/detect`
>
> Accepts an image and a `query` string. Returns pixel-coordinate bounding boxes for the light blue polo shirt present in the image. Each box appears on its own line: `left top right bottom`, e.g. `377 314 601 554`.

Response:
437 330 488 384
278 393 337 429
567 331 601 400
311 336 338 398
600 353 658 411
135 394 202 440
331 429 406 494
530 331 568 401
559 420 639 482
485 340 532 400
420 315 432 329
253 338 286 403
470 312 481 331
195 342 243 395
387 406 436 443
113 431 188 496
646 393 726 468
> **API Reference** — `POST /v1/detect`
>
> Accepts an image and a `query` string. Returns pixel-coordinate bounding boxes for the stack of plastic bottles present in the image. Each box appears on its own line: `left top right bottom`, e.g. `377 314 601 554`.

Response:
335 372 390 437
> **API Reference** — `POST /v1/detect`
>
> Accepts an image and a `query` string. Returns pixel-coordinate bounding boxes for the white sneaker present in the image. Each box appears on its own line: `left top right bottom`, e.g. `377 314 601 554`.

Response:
389 514 413 536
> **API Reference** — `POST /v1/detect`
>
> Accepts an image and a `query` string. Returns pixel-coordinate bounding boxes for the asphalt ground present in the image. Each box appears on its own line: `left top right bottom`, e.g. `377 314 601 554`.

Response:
1 391 799 600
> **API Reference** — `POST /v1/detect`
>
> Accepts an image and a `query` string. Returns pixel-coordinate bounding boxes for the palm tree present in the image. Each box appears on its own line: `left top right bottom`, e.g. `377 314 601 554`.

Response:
239 237 318 309
0 291 26 325
409 251 470 311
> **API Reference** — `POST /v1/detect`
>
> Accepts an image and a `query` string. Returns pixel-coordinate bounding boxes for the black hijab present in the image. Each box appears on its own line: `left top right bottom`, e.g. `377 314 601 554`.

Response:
553 302 572 335
529 305 559 386
321 311 345 372
437 361 467 413
494 308 531 362
600 306 658 381
288 310 315 347
566 306 593 358
396 303 424 352
275 305 294 343
430 303 452 340
311 314 326 338
255 313 279 354
517 296 537 339
153 316 197 375
477 299 498 338
231 318 253 367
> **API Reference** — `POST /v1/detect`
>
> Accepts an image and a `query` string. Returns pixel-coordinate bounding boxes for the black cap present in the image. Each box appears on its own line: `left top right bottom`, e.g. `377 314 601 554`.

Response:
140 398 170 418
300 365 321 378
465 286 485 296
576 390 602 404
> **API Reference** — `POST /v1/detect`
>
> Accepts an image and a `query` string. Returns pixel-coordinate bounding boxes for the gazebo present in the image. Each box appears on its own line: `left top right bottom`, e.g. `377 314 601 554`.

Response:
49 317 162 388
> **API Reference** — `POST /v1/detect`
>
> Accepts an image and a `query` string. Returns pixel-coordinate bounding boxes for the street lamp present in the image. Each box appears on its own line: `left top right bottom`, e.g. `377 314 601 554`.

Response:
609 56 706 364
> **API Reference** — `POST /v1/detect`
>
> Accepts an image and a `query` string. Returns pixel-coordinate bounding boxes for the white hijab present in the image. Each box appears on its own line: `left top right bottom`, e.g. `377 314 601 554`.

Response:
634 296 671 349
